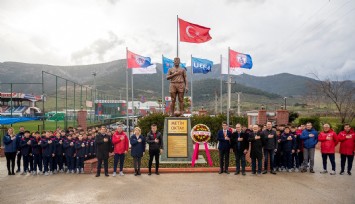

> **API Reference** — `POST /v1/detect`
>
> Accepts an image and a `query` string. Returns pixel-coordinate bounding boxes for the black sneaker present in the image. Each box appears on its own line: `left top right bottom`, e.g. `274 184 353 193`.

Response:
340 171 344 175
16 169 20 173
218 170 223 174
234 171 240 175
8 171 11 176
348 171 352 176
310 169 315 173
105 174 109 177
95 174 100 177
270 171 276 175
225 171 230 174
148 172 152 176
262 170 268 174
155 172 160 175
242 172 246 176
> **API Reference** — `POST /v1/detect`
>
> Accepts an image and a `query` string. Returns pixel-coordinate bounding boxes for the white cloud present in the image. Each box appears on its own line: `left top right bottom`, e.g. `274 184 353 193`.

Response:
0 0 354 79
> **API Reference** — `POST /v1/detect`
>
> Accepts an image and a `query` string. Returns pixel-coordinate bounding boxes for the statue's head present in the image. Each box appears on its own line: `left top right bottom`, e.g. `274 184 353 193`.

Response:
174 57 180 67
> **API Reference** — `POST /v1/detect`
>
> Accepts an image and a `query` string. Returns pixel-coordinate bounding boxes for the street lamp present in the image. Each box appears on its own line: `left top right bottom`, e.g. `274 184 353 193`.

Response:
92 72 97 121
284 97 287 110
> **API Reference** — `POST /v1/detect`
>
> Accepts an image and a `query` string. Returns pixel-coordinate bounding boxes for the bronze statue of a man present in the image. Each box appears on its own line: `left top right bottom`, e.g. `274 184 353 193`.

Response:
166 57 188 116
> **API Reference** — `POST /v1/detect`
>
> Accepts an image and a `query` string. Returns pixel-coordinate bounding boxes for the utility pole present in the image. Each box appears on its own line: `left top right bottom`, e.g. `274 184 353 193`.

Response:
214 91 218 115
237 92 241 116
92 72 97 122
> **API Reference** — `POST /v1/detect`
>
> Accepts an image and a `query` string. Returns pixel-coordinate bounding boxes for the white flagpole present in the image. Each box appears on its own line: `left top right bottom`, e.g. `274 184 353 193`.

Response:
126 47 129 131
227 47 231 126
190 54 193 114
131 69 134 129
162 54 165 114
220 54 223 114
177 15 179 57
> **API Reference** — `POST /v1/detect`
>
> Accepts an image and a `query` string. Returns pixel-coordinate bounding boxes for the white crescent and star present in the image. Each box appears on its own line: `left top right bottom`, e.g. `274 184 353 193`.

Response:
186 26 199 38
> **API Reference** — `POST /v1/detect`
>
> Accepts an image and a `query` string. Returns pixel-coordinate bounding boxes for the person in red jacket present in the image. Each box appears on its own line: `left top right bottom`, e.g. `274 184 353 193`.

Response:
318 124 338 175
337 124 355 175
111 125 129 177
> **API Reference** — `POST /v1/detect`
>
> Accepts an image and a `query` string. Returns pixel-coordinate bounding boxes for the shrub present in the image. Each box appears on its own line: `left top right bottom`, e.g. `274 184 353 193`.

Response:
298 116 321 131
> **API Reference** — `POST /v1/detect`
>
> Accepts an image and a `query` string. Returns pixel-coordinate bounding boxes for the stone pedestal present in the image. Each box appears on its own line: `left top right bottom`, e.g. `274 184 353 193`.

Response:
161 117 192 162
77 110 87 130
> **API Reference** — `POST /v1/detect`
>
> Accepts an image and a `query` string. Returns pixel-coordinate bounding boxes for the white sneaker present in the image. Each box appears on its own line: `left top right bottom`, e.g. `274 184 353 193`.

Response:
295 168 299 172
53 170 57 174
59 170 64 173
38 171 43 175
49 171 53 175
320 170 328 174
33 171 37 176
71 170 75 174
330 171 336 175
44 172 49 176
113 172 116 177
287 169 292 173
119 171 124 176
80 168 84 173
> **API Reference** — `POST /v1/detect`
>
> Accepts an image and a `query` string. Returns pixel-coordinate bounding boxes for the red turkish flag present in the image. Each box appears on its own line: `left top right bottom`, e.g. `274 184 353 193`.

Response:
178 18 212 43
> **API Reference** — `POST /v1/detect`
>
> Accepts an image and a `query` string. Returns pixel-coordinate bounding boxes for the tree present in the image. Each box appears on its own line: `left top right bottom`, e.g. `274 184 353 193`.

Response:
309 73 355 124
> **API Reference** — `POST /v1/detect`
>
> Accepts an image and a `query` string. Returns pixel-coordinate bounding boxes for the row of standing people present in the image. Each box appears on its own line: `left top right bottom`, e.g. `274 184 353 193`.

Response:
218 122 355 176
3 124 164 177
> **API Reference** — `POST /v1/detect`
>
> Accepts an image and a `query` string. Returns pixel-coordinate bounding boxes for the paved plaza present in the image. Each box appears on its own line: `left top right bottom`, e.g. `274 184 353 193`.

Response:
0 149 354 204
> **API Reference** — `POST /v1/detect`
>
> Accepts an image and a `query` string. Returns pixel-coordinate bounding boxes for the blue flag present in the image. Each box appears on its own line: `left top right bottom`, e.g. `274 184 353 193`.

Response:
191 57 213 74
162 56 186 74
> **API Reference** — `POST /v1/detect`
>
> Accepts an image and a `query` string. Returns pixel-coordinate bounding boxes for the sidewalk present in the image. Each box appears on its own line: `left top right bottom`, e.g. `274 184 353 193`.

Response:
0 149 354 204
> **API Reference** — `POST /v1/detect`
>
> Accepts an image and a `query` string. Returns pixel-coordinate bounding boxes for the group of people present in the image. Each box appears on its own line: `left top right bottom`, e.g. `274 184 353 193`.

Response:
3 121 354 177
3 124 163 177
217 122 355 176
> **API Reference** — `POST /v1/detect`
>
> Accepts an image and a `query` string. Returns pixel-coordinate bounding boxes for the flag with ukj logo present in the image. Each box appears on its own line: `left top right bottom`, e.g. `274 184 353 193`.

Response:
229 49 253 69
191 57 213 74
127 50 153 68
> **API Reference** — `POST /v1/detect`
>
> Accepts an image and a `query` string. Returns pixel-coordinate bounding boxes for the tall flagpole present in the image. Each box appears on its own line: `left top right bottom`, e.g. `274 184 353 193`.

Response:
131 69 134 130
227 47 231 126
190 55 193 114
177 15 179 57
126 47 129 132
162 54 165 114
220 54 223 114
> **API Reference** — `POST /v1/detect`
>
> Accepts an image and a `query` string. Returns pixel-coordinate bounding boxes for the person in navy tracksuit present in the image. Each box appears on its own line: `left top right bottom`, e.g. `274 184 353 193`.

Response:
40 131 56 176
31 131 42 175
63 134 76 173
15 127 25 173
75 135 87 174
86 134 95 160
20 131 32 175
217 121 232 174
281 127 297 172
54 132 64 173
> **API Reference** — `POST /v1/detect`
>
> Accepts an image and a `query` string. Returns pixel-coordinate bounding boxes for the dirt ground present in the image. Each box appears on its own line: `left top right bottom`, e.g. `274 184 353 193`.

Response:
0 149 354 204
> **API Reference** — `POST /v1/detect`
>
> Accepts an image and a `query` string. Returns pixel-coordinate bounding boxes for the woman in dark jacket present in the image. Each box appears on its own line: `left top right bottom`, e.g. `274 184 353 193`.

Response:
3 127 17 175
130 127 146 176
95 126 112 177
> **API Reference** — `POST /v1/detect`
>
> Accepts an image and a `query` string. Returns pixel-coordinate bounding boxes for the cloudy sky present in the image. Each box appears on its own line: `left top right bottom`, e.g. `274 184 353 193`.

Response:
0 0 354 79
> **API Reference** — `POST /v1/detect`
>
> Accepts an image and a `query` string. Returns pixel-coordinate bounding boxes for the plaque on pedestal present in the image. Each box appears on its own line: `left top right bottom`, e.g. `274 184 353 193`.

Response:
161 117 192 162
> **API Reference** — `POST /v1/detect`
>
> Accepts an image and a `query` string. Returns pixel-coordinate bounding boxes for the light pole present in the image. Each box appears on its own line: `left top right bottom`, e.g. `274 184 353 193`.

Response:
284 97 287 110
92 72 97 122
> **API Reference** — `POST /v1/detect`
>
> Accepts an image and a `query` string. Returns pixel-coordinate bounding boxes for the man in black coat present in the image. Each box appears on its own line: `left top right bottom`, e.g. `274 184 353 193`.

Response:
217 121 232 174
95 126 112 177
249 125 264 175
146 124 163 175
231 124 249 175
262 122 278 174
